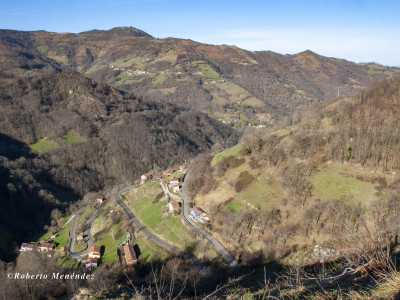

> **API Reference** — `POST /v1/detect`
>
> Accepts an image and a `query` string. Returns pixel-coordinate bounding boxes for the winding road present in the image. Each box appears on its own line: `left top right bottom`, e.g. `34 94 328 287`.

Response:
182 169 239 268
68 204 102 261
68 173 238 269
114 185 206 268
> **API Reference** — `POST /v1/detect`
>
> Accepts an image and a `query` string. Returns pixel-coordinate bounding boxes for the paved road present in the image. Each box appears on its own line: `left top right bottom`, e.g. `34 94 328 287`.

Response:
114 185 206 268
68 208 85 262
68 204 102 260
182 169 239 268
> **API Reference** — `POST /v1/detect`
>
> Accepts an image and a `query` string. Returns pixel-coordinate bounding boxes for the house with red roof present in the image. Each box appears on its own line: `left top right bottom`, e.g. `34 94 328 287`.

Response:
123 244 137 266
168 201 181 213
88 245 101 259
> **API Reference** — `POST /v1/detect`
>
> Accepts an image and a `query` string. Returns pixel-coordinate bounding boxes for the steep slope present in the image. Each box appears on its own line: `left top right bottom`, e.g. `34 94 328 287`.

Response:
186 77 400 267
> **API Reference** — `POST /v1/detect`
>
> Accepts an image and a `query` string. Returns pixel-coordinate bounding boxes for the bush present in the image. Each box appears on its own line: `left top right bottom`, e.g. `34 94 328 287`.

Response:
235 171 255 192
243 146 251 155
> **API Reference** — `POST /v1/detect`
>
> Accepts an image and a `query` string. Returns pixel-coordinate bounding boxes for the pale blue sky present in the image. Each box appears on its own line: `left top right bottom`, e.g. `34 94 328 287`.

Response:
1 0 399 65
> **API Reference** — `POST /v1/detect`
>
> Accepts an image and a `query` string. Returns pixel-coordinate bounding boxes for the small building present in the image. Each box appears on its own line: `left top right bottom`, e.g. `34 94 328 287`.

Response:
96 197 104 205
190 207 207 220
39 242 55 253
126 232 132 243
77 233 83 241
123 244 138 266
20 242 36 252
60 247 67 257
172 185 181 193
83 258 99 268
162 169 176 178
168 201 181 213
88 245 101 259
50 234 57 239
179 164 187 171
140 172 153 184
167 177 180 187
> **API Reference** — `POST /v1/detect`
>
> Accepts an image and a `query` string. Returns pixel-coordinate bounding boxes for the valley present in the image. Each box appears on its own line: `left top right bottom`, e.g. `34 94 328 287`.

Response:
1 27 400 299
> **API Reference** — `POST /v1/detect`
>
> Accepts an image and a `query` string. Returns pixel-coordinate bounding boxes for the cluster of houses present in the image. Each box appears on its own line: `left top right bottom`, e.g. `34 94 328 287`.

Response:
19 240 56 257
110 65 148 75
140 164 187 186
247 124 266 128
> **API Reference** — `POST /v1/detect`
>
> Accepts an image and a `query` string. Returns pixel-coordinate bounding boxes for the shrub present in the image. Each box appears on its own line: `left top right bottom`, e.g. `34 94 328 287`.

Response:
235 171 255 192
243 146 251 155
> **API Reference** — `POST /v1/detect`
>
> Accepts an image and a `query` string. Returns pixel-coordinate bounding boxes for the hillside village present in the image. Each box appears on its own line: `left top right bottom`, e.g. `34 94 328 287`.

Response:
17 163 213 274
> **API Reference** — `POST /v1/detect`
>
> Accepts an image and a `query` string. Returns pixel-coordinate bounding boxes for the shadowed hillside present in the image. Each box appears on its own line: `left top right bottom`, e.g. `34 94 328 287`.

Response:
0 72 238 261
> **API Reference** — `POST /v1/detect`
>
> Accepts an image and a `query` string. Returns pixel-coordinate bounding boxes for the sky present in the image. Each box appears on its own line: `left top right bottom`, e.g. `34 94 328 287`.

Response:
1 0 400 66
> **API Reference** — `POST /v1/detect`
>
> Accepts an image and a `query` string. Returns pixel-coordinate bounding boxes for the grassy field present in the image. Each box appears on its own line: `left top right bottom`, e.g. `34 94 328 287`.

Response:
37 45 48 54
112 57 138 68
152 72 166 86
30 139 57 153
211 145 242 166
52 222 71 250
243 96 264 107
233 171 284 211
151 51 178 64
135 231 169 262
198 63 219 78
124 180 162 202
312 163 377 205
216 82 250 102
62 132 82 143
95 231 120 265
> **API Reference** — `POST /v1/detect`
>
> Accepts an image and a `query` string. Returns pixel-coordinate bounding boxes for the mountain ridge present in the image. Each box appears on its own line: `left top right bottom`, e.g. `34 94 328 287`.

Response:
1 27 398 125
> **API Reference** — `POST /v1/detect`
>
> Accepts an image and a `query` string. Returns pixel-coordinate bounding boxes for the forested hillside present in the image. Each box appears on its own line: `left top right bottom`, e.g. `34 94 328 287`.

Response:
1 27 399 127
0 72 238 261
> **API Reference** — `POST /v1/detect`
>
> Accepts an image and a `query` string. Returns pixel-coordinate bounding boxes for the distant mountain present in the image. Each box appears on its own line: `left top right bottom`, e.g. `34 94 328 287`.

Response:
80 26 153 37
1 27 399 127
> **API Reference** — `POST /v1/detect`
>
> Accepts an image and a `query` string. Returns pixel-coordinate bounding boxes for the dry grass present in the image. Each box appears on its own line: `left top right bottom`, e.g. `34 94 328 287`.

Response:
370 270 400 299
